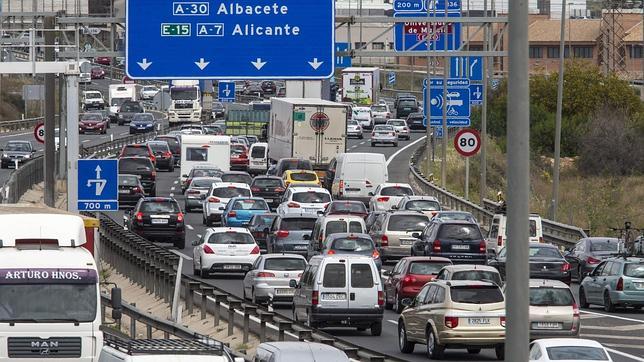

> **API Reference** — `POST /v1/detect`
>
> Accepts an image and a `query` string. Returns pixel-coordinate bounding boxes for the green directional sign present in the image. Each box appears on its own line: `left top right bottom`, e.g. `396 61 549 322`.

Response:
161 23 191 37
293 112 306 122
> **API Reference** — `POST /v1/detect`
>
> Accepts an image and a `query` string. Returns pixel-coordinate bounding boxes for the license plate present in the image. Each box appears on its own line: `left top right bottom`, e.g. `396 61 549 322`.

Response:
264 198 273 203
151 219 168 224
322 293 346 301
400 239 414 245
293 245 308 250
452 244 470 250
305 208 318 213
223 265 242 270
118 189 130 194
403 107 411 111
533 322 562 330
275 288 294 296
468 318 490 325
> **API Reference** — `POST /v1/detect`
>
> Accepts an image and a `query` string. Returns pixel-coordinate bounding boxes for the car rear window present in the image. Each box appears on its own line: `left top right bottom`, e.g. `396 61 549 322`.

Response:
186 147 208 162
332 238 374 252
140 201 180 213
221 174 252 184
371 105 387 112
409 261 451 275
120 103 142 112
624 263 644 277
251 146 266 158
326 221 347 235
208 232 255 244
351 264 374 288
81 114 102 121
450 286 504 304
191 179 218 188
192 168 223 178
121 147 149 157
280 218 316 231
251 215 277 227
528 246 562 258
231 145 246 155
388 215 429 232
438 224 483 240
232 199 268 210
398 100 417 108
546 346 609 361
381 186 414 196
452 271 502 285
290 172 317 181
292 191 331 203
323 264 346 288
349 221 364 233
148 143 168 152
264 258 306 271
212 187 251 198
252 178 283 188
530 287 574 306
435 212 477 223
118 175 139 185
330 202 367 214
530 219 538 237
405 200 440 211
590 240 618 252
119 159 153 172
280 160 312 173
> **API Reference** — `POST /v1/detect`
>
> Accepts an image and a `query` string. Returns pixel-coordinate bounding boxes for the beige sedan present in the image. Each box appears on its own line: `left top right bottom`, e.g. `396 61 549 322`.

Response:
369 211 430 261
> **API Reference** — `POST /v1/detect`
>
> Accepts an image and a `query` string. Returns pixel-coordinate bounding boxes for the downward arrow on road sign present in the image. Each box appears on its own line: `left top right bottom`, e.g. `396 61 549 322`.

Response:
251 58 267 70
308 58 324 70
195 58 210 70
137 58 152 70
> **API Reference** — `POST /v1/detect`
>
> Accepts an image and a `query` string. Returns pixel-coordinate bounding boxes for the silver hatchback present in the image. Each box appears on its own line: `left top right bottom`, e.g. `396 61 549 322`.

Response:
242 254 307 305
184 176 220 212
370 125 398 147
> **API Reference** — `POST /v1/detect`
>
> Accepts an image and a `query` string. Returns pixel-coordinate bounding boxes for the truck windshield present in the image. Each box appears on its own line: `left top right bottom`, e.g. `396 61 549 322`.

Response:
0 284 97 322
171 88 198 100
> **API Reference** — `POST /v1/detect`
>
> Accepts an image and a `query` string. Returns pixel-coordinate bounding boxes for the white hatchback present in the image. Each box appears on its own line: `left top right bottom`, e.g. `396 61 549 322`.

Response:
352 107 373 129
529 338 613 362
202 182 252 226
368 183 415 211
192 227 261 276
276 186 332 216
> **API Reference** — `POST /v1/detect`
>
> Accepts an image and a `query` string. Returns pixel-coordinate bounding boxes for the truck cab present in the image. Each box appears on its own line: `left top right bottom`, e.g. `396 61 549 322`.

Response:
168 80 202 125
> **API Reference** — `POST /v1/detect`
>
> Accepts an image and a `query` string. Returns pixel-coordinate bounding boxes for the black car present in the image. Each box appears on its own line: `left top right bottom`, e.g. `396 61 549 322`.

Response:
395 97 419 119
117 100 144 126
212 102 225 118
154 135 181 165
147 140 174 172
564 237 621 280
118 157 156 196
126 197 185 249
267 158 313 177
406 112 425 130
265 213 318 257
260 80 277 95
489 243 572 284
247 213 278 252
118 174 145 208
0 140 35 169
221 171 253 185
250 176 286 209
411 219 487 264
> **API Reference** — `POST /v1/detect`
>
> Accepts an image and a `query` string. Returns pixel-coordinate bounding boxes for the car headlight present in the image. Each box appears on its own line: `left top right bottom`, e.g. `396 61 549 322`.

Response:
2 153 7 158
23 154 30 159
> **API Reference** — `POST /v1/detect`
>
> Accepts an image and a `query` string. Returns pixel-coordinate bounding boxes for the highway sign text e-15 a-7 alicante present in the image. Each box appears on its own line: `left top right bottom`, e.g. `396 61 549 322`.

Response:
126 0 335 79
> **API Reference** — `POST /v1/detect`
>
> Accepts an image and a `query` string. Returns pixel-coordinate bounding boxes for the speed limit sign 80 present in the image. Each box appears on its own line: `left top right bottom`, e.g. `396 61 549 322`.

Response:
454 128 481 157
34 123 45 144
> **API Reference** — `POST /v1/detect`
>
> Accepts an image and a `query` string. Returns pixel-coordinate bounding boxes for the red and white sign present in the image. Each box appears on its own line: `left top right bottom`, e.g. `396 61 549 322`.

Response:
34 123 45 144
454 128 481 157
122 76 135 84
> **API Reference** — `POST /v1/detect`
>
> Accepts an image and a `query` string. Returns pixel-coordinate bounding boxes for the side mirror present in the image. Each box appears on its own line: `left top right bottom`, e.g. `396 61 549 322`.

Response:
111 287 122 320
368 192 374 196
289 279 298 288
412 232 421 239
401 298 413 307
191 240 200 246
182 174 188 178
382 270 391 277
303 234 311 240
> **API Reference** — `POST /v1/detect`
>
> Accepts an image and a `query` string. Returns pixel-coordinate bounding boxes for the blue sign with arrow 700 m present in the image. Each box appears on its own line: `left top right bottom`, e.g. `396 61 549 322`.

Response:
78 159 118 211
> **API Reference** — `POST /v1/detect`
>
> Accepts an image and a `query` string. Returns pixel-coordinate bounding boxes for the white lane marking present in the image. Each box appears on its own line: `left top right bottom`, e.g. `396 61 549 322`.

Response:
386 136 426 167
119 132 128 136
350 145 358 149
605 347 644 361
582 333 644 341
581 310 644 324
186 225 194 230
0 131 31 139
170 193 174 197
173 180 179 184
387 320 398 325
170 187 176 191
359 141 366 145
82 139 91 143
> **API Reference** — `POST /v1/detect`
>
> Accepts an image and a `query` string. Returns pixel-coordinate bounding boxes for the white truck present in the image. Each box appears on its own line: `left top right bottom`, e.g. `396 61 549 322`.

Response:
168 80 202 125
268 98 348 172
0 210 104 361
180 134 231 185
108 84 139 121
341 67 381 105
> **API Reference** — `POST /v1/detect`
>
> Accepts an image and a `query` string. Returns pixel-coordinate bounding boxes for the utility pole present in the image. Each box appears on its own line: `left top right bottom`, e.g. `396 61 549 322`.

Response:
506 0 530 361
441 57 448 188
44 16 56 207
551 0 567 221
480 0 490 205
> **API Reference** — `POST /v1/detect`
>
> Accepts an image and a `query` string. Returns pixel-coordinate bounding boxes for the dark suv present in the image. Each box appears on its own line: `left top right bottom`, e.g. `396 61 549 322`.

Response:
154 135 181 165
126 197 185 249
118 157 156 196
411 219 487 264
395 97 419 119
147 140 174 172
117 100 144 126
250 176 286 209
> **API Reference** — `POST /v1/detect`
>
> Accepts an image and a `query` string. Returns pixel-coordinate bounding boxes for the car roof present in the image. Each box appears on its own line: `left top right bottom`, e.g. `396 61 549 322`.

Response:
211 182 250 189
119 156 151 161
207 227 252 234
533 338 606 349
289 186 329 193
326 233 372 240
190 176 220 182
529 279 571 288
441 264 498 272
7 140 30 144
322 214 365 221
401 256 453 263
585 237 619 242
258 342 347 359
223 171 251 176
262 253 307 260
229 196 265 201
402 195 439 202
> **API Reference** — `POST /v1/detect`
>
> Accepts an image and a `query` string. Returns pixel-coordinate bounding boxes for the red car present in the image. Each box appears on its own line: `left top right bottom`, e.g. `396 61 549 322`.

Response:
383 256 452 313
95 56 111 65
79 113 108 134
91 67 105 79
230 144 249 170
118 144 156 166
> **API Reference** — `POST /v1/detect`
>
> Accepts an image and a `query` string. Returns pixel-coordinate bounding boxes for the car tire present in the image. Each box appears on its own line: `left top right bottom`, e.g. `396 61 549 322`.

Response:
193 262 201 276
495 345 505 360
467 348 481 354
604 291 616 312
426 327 444 359
357 327 367 332
579 287 589 308
384 290 393 310
394 292 404 314
398 322 415 353
370 321 382 336
371 142 376 147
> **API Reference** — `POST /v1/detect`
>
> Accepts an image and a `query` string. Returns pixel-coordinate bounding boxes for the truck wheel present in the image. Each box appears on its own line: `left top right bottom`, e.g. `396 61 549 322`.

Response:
370 321 382 336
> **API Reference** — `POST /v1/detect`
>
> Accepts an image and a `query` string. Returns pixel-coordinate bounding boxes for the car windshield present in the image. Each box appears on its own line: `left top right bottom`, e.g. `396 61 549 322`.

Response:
264 258 306 271
119 159 152 172
348 120 359 126
0 284 97 322
121 147 149 157
192 168 224 178
232 199 268 210
388 215 429 232
212 187 250 198
624 263 644 277
546 346 609 361
330 202 367 214
191 179 218 188
290 172 317 181
120 103 142 112
381 186 413 196
251 215 277 227
590 240 619 252
281 218 316 231
5 143 30 152
118 175 139 185
140 201 180 213
252 178 282 188
221 174 252 184
81 114 102 121
405 200 440 211
452 270 502 285
208 232 255 244
133 114 154 122
292 191 330 203
409 261 451 275
438 224 483 240
331 237 374 252
374 126 394 132
530 287 574 306
450 286 504 304
529 246 562 258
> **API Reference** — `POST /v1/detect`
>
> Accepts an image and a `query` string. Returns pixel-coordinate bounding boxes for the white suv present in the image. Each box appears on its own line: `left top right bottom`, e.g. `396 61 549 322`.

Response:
202 182 252 226
276 186 332 216
368 183 415 211
192 227 261 277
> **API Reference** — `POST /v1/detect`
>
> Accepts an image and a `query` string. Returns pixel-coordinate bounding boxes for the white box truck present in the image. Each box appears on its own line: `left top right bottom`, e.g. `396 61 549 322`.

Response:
268 98 348 172
180 135 231 185
168 80 202 125
341 67 381 105
108 84 140 121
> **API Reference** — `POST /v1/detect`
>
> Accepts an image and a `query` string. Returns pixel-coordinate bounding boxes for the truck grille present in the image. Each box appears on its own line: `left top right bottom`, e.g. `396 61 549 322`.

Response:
8 337 82 358
175 103 193 109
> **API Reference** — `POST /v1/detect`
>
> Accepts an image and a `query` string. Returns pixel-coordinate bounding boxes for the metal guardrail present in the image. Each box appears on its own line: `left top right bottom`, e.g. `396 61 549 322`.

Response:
0 117 45 132
0 155 44 204
80 125 180 158
408 143 587 247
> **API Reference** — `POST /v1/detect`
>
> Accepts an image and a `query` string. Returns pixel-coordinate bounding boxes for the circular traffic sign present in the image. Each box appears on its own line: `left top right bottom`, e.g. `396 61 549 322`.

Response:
122 76 135 84
34 123 45 144
310 112 330 132
454 128 481 157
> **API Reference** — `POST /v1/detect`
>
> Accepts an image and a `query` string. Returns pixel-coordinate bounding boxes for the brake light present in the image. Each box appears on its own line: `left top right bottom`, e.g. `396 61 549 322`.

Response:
402 275 417 285
274 187 285 192
372 250 380 259
203 244 215 254
163 151 172 158
257 272 275 278
177 212 184 223
587 256 600 264
287 202 300 208
135 212 144 222
250 245 260 254
327 249 336 255
187 190 200 195
433 239 441 252
377 196 390 202
445 316 458 328
561 262 571 272
378 291 385 306
500 316 506 327
276 230 289 238
228 211 237 217
133 186 143 194
571 303 579 332
208 196 220 203
185 178 192 186
312 291 319 306
338 180 344 196
616 277 624 291
251 187 261 192
381 235 389 246
497 235 503 247
479 240 486 253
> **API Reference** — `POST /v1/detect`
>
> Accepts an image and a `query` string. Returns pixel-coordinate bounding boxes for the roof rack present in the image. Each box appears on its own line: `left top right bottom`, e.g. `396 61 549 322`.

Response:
103 333 225 356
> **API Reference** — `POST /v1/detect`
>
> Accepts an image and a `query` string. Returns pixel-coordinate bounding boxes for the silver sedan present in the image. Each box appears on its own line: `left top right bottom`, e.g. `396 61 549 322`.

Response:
242 254 307 305
386 119 411 140
370 125 398 147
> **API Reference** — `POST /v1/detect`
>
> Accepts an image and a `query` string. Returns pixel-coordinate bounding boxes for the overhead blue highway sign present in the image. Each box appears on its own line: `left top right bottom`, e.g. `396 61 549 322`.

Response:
126 0 335 79
335 42 352 68
450 56 483 81
78 159 118 211
218 81 235 102
423 78 471 126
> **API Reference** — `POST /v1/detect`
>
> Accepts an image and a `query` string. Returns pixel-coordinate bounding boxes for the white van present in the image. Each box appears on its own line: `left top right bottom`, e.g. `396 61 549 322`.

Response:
180 135 231 185
329 153 388 203
248 142 268 174
486 213 544 254
291 255 384 335
309 215 367 256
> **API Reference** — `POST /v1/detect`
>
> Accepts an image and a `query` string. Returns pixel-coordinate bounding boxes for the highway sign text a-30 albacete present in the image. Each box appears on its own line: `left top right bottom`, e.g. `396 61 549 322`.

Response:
77 159 118 211
126 0 334 79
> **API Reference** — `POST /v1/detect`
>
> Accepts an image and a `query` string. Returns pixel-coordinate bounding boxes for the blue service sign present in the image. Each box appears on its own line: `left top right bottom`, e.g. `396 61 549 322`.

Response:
218 81 235 102
77 159 118 211
335 42 352 68
126 0 335 79
450 56 483 81
388 72 396 85
434 126 444 138
470 84 483 105
393 12 462 52
423 78 471 127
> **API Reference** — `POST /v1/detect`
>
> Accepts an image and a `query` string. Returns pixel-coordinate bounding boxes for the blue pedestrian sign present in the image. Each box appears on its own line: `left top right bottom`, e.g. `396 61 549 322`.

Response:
335 42 352 68
450 56 483 81
470 84 483 105
423 78 471 127
388 72 396 85
78 159 118 211
126 0 335 79
433 126 444 138
218 81 235 102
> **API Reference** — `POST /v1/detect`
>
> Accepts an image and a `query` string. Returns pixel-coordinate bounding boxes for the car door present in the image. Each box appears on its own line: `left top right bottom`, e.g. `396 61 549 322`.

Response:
192 233 206 268
243 256 263 295
409 285 437 340
348 260 379 309
585 261 608 303
319 261 350 311
385 260 406 302
293 264 312 319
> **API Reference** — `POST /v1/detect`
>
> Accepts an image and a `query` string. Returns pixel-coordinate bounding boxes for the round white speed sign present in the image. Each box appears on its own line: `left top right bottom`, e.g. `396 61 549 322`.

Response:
34 123 45 144
454 128 481 157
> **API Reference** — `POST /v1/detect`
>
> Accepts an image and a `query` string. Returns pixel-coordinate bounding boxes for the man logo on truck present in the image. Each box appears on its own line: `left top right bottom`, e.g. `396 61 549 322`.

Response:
310 112 330 133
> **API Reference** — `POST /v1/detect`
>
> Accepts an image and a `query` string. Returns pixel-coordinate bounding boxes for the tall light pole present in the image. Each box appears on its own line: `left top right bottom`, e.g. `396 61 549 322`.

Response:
551 0 567 221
